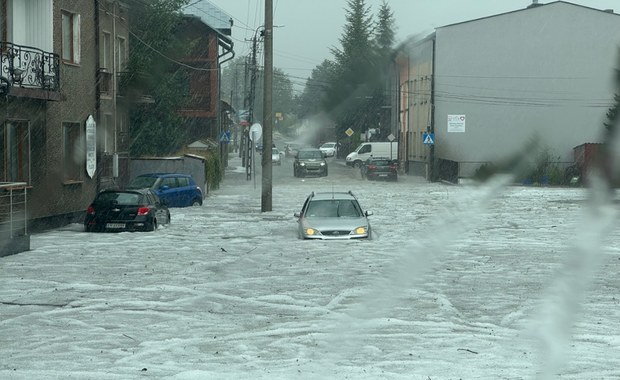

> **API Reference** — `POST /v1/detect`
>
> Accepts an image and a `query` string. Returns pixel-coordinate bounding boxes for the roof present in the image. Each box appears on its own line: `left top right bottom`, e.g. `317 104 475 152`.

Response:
436 1 618 30
182 0 232 35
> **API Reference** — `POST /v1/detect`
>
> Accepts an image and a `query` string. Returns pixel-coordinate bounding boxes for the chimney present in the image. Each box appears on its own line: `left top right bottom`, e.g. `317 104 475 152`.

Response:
527 0 543 9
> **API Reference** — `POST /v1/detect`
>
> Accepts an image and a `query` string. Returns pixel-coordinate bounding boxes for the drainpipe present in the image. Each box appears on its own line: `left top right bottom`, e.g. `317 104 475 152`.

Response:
94 0 101 191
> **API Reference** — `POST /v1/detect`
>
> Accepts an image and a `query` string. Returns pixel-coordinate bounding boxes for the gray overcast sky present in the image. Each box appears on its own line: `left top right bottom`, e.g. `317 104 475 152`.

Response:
199 0 620 92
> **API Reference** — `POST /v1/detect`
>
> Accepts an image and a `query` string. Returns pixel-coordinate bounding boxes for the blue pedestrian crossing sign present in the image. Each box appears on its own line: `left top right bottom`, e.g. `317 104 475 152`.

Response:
220 131 231 144
423 132 435 145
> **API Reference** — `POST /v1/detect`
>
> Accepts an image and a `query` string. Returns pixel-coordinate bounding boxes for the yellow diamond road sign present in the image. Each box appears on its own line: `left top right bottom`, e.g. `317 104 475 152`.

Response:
345 128 354 137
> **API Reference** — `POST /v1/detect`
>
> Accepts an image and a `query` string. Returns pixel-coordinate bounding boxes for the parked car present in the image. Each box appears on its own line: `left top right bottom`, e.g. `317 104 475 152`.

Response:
294 191 372 240
84 188 170 232
319 142 338 157
293 148 328 177
127 173 203 207
360 157 398 181
272 148 282 165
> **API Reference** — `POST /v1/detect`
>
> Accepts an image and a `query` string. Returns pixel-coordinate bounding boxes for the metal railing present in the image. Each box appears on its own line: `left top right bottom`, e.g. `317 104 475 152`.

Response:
0 182 28 239
0 41 60 91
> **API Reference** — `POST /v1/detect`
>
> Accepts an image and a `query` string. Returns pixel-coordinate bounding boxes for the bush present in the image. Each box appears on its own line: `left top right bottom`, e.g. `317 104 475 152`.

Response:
204 152 222 192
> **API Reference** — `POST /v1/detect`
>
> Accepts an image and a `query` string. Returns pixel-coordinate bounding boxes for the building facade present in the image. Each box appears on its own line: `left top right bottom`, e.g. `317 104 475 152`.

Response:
395 1 620 182
1 0 99 232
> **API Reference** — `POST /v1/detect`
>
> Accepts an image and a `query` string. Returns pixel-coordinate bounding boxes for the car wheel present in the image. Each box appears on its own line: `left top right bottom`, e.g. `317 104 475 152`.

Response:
145 219 157 232
192 198 202 206
353 161 362 169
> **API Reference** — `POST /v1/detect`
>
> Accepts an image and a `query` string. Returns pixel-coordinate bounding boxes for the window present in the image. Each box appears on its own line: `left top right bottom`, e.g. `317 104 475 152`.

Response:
161 177 177 188
63 122 83 181
61 10 80 63
0 121 30 183
101 31 111 70
115 36 126 70
103 113 113 153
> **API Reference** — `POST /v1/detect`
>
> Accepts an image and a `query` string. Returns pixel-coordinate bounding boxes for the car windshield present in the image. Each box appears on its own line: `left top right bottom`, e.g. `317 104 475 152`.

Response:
305 199 361 218
322 143 335 148
298 150 323 159
128 176 157 189
96 192 143 205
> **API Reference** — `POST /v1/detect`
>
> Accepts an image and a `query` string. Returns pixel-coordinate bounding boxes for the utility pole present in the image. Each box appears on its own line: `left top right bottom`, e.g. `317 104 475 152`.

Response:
242 36 259 178
261 0 273 212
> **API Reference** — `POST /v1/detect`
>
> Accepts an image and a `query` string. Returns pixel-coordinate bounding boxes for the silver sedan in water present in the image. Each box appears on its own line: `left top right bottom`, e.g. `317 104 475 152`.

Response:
294 191 372 240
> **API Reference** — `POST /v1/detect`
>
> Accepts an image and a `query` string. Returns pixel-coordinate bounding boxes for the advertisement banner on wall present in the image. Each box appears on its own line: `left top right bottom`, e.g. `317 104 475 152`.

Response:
447 114 466 133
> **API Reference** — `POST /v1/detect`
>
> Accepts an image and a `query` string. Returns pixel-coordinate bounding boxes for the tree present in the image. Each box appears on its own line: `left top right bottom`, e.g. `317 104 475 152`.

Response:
296 59 337 119
123 0 191 157
372 1 397 139
375 1 396 58
326 0 377 138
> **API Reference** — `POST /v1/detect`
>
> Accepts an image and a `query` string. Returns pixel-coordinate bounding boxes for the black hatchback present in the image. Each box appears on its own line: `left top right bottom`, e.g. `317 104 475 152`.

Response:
84 188 171 232
360 157 398 181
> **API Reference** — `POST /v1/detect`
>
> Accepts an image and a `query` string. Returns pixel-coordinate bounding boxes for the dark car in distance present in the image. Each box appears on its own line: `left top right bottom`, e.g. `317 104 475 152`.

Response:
360 157 398 181
293 148 328 177
84 188 170 232
127 173 203 207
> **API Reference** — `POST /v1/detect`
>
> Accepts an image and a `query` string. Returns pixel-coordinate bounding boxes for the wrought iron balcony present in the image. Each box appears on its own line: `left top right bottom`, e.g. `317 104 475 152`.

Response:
0 41 60 92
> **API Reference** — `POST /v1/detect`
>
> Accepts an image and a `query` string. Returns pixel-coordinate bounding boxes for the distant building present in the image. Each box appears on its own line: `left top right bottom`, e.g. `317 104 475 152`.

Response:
394 1 620 182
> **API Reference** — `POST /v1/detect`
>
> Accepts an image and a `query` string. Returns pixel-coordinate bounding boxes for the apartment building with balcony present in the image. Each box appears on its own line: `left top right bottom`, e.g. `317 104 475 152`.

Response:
1 0 98 240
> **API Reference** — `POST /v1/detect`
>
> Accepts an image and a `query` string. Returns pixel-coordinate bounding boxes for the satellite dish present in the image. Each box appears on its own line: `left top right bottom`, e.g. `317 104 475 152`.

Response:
249 123 262 141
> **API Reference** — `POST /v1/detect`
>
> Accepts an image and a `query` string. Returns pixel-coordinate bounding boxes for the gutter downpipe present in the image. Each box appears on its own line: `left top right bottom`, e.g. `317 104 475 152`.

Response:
429 37 436 182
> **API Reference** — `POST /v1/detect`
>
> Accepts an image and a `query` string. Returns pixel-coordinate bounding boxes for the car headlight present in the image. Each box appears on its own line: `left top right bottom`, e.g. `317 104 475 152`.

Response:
320 162 326 166
353 226 368 235
300 162 306 166
305 228 318 236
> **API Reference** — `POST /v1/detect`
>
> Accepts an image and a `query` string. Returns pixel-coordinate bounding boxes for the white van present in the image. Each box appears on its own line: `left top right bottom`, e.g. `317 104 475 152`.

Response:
346 141 398 167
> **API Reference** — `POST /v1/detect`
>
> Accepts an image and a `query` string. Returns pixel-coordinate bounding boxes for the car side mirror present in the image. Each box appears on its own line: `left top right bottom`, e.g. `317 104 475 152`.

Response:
294 212 301 218
160 185 170 191
365 211 373 217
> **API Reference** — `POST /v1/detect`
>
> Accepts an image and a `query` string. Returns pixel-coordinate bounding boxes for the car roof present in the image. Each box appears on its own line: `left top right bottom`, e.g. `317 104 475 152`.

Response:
308 191 358 201
298 148 321 152
100 188 150 195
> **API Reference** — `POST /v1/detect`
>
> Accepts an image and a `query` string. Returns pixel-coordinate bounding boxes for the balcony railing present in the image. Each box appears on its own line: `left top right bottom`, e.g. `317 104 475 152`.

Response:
0 182 30 257
0 41 60 91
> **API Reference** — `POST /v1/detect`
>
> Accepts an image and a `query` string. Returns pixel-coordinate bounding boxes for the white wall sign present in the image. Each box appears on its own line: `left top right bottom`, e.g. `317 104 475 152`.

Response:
85 115 97 178
447 114 466 133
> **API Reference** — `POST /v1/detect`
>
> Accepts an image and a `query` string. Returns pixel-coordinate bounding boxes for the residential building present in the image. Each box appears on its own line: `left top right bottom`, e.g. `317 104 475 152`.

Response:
96 0 131 190
175 13 234 143
394 1 620 182
177 1 234 153
1 0 99 234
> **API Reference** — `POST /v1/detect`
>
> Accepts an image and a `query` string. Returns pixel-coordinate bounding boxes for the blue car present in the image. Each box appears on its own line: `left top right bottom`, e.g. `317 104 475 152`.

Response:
127 173 203 208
